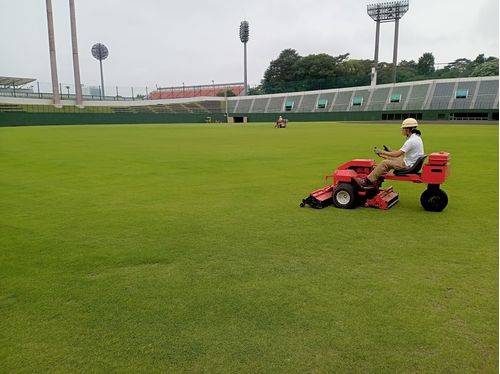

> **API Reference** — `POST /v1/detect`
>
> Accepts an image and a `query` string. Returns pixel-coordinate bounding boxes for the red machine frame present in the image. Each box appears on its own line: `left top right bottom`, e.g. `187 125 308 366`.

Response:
301 152 451 211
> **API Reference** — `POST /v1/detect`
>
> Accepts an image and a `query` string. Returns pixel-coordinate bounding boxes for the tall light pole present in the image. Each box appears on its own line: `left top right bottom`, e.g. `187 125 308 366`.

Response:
370 13 381 87
239 20 249 96
225 86 229 121
69 0 83 106
91 43 109 99
367 0 409 84
45 0 61 107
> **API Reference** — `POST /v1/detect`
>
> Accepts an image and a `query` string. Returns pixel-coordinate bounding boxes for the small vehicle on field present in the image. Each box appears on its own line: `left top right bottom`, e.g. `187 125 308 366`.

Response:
275 117 288 128
300 152 451 211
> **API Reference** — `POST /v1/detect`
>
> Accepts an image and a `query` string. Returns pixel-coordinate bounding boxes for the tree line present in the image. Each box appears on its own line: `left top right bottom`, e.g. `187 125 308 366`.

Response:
249 49 499 95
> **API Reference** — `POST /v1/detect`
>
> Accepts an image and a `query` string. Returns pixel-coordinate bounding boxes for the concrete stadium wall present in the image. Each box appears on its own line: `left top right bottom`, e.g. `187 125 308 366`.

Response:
0 112 228 126
230 109 498 122
1 109 497 127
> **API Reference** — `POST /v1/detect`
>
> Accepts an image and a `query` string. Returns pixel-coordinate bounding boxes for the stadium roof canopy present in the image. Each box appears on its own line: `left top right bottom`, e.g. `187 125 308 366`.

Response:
0 76 36 87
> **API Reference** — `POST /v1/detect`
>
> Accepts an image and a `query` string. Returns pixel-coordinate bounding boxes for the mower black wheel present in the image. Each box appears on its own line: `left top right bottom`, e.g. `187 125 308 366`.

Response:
420 186 448 212
332 183 357 209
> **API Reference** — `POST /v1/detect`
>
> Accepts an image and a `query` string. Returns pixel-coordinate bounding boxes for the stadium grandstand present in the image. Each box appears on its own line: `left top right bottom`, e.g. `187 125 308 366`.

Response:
227 76 499 121
0 76 498 125
148 82 244 99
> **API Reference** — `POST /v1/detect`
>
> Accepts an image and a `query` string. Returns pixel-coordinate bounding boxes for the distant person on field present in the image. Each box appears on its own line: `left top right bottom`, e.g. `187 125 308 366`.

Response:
360 118 424 186
275 115 285 128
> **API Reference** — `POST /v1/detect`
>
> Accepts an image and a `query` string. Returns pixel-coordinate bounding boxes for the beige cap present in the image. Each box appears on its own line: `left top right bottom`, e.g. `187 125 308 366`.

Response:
401 117 418 128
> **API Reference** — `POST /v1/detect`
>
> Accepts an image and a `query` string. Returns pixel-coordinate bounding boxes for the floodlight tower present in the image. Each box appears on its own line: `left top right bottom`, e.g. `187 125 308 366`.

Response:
45 0 61 106
91 43 109 99
239 21 249 95
69 0 83 107
367 0 409 85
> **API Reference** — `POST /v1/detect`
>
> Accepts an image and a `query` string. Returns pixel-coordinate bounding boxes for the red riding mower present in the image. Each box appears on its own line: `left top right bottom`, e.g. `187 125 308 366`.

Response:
300 152 451 212
275 119 288 128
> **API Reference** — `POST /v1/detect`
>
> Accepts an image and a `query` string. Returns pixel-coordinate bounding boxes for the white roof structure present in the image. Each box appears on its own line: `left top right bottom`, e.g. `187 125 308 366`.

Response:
0 76 36 87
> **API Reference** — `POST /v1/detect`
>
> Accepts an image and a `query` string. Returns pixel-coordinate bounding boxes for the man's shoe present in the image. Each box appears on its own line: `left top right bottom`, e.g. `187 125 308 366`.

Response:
358 178 375 188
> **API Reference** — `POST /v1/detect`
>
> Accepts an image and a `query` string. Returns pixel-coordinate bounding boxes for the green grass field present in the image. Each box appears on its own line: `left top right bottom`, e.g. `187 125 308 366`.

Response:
1 122 498 372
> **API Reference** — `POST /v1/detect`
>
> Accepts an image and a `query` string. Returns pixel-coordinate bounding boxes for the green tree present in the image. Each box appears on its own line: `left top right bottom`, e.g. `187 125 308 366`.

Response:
375 62 394 84
247 86 264 96
259 48 497 94
474 53 486 65
216 89 236 97
292 53 341 90
336 58 371 76
470 58 499 77
448 58 473 74
335 58 372 87
261 49 302 93
293 53 339 80
417 52 435 75
433 58 472 79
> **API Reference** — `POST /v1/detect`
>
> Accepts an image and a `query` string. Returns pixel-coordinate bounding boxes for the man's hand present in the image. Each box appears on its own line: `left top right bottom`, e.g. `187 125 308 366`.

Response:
374 147 383 156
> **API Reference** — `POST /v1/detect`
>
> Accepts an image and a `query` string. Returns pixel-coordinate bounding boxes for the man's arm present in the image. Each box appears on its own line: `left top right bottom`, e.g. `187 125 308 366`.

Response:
379 149 404 158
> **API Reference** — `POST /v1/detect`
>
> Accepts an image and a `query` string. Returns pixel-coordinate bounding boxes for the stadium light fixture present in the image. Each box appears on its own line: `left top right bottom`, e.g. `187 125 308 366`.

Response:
91 43 109 99
239 21 249 95
367 0 409 84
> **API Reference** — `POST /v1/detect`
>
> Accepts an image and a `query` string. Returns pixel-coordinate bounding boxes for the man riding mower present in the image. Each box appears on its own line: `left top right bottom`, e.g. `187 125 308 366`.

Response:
300 118 450 211
275 116 288 128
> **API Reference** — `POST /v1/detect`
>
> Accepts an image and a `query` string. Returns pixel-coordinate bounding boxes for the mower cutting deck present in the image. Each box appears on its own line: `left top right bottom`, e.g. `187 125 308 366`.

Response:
300 152 451 211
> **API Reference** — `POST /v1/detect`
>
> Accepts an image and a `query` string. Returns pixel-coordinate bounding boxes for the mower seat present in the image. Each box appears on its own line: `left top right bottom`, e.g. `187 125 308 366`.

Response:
394 155 427 176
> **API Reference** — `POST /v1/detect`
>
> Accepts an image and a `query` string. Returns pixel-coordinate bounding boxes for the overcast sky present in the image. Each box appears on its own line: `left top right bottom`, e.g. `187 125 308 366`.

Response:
1 0 498 89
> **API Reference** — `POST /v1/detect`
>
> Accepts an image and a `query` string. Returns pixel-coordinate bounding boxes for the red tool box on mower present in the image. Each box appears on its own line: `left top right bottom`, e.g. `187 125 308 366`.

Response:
421 152 451 185
428 152 450 165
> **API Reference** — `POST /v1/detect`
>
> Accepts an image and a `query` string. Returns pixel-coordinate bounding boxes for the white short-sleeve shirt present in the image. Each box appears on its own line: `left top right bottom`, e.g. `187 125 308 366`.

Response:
400 133 424 167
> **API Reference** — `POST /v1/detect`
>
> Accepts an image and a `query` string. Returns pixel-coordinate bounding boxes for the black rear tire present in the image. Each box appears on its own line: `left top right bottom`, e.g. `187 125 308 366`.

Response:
333 183 357 209
420 187 448 212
